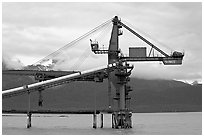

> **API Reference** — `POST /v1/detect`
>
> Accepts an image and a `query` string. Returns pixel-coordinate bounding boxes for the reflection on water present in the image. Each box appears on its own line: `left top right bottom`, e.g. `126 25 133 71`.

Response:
2 112 202 135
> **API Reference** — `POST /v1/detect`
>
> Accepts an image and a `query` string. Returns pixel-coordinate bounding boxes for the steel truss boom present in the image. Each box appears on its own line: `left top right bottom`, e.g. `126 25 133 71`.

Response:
119 21 170 57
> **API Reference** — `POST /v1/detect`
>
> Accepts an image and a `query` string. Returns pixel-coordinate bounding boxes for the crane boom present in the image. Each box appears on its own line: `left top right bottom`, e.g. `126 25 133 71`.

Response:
121 56 183 65
119 21 170 57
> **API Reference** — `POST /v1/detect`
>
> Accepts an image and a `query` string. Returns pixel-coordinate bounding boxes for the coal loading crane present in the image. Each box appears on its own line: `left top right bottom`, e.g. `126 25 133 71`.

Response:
90 16 184 129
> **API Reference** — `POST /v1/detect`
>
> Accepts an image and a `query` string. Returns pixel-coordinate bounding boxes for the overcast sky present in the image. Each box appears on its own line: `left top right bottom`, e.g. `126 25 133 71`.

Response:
2 2 202 83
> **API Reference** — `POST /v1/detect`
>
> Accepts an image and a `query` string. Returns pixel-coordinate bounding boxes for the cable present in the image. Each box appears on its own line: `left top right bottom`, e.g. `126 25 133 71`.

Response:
33 18 112 65
122 19 173 51
97 23 112 46
70 47 91 70
70 23 112 70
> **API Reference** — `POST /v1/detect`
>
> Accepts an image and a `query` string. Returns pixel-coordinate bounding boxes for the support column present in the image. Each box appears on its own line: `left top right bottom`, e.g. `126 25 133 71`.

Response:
108 76 112 109
93 114 97 129
27 88 31 128
112 113 119 129
38 89 43 107
119 85 125 110
129 112 132 128
112 113 114 128
27 113 32 128
100 113 103 128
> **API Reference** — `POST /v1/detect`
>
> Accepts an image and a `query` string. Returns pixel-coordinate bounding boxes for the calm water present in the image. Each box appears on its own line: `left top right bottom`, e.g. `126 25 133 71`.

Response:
2 112 202 135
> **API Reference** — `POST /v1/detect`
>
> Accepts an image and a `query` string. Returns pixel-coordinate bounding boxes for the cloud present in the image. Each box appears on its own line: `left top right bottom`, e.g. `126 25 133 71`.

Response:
2 2 202 82
2 52 24 70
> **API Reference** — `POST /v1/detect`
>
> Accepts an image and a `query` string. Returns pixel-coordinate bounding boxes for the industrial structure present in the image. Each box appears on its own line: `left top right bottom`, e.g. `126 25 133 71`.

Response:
2 16 184 129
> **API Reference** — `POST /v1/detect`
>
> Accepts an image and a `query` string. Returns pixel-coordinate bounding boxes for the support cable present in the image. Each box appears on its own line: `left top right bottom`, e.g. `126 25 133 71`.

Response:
33 19 112 65
71 23 112 70
120 21 169 57
122 20 173 51
70 47 91 70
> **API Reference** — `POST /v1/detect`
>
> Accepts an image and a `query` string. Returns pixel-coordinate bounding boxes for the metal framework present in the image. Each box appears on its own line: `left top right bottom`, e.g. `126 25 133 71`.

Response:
90 16 184 128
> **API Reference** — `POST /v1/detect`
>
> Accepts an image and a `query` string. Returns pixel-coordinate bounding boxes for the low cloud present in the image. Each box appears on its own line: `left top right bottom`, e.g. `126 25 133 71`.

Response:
2 53 24 70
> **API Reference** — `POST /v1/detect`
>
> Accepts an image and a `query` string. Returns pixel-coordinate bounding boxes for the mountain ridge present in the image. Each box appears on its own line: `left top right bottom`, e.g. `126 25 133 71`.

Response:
2 74 201 113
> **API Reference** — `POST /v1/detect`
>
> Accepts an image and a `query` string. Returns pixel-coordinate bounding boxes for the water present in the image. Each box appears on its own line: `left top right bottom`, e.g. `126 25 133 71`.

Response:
2 112 202 135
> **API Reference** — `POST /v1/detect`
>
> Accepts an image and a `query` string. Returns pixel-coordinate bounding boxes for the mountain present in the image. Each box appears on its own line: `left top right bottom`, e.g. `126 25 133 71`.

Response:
2 62 35 90
2 74 202 113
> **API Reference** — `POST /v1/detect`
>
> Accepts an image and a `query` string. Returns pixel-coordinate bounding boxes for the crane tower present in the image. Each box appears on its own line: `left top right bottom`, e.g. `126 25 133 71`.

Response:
90 16 184 128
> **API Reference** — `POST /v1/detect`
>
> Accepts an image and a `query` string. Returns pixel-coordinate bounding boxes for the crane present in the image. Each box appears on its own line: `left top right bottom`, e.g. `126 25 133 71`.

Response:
2 16 184 129
90 16 184 128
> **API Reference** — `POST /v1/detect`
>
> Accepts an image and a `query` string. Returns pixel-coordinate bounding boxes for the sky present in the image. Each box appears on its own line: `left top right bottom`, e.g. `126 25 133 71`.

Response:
2 2 202 83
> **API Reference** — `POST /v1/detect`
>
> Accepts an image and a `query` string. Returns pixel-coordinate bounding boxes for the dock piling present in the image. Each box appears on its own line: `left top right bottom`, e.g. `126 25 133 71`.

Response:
27 88 31 128
27 112 32 128
93 114 97 129
100 113 103 128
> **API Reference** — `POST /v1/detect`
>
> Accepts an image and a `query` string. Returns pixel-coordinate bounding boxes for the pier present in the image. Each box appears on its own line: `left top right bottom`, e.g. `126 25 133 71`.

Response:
3 109 113 128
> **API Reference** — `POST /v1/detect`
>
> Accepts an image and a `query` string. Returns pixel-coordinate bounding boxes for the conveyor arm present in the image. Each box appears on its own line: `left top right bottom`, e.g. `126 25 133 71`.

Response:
2 70 78 76
2 64 116 98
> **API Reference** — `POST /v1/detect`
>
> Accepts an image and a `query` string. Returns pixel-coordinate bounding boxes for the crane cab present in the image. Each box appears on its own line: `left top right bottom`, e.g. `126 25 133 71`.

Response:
172 51 184 58
90 39 99 51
